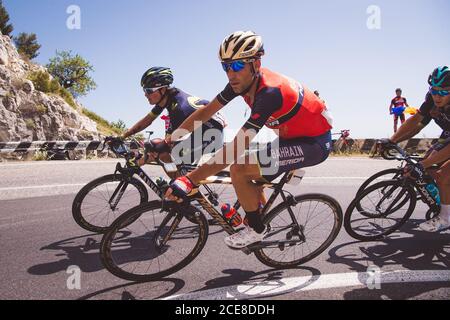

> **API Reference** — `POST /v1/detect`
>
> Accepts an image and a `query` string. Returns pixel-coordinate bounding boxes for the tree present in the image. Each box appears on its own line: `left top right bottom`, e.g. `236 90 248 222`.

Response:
46 50 97 98
0 0 13 36
111 119 127 132
14 32 41 60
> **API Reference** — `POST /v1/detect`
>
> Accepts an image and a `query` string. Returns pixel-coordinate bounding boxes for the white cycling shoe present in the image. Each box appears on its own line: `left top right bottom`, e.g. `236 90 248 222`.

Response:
419 215 450 232
224 226 267 249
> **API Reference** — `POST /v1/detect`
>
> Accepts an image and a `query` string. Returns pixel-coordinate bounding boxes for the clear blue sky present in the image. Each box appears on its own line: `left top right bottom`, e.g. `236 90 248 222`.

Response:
5 0 450 140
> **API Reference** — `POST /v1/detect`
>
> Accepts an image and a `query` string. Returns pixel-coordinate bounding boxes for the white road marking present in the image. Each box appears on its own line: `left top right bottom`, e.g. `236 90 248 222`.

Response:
163 270 450 300
0 177 372 192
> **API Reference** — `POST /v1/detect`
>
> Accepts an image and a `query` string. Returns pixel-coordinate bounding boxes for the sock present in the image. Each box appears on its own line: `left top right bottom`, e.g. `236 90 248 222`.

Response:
245 210 265 234
440 204 450 222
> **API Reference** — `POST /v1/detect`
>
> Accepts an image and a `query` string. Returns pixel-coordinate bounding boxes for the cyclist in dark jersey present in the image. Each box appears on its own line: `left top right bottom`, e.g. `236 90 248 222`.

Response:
382 66 450 232
121 67 226 166
389 88 409 133
165 31 333 248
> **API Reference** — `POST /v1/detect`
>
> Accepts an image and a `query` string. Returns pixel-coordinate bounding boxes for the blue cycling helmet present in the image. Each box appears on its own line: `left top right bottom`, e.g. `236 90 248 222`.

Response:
428 66 450 88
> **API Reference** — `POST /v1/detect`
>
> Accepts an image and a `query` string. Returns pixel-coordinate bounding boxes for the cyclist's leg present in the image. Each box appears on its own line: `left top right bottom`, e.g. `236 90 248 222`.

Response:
400 113 406 125
394 115 399 132
225 131 332 248
420 139 450 231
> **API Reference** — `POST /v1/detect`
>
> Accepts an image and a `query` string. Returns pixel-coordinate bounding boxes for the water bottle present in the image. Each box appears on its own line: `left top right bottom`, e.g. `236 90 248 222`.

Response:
221 203 243 227
425 181 441 206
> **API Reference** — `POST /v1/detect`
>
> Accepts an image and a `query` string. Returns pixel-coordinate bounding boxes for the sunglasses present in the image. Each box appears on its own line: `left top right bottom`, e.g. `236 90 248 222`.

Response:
429 87 450 97
143 86 166 95
221 59 253 73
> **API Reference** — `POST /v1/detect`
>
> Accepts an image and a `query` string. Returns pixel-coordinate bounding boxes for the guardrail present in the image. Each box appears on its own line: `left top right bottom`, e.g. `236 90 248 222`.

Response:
0 138 439 160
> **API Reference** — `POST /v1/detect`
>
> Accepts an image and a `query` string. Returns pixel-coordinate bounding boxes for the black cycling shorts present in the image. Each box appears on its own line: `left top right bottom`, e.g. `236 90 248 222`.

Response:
256 131 332 182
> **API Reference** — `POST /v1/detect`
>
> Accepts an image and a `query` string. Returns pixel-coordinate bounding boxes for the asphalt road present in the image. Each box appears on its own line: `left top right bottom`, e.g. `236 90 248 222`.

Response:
0 157 449 300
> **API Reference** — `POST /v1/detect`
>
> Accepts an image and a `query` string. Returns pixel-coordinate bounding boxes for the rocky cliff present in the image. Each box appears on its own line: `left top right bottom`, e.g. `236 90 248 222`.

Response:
0 33 100 142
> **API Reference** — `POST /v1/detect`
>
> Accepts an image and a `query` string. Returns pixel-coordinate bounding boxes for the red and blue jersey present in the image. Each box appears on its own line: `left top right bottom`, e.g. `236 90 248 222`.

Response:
217 68 333 139
391 96 407 108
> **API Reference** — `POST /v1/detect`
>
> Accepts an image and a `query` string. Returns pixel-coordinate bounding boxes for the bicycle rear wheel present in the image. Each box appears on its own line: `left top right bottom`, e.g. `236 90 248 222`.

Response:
344 179 416 241
254 194 343 268
72 174 149 233
100 200 208 282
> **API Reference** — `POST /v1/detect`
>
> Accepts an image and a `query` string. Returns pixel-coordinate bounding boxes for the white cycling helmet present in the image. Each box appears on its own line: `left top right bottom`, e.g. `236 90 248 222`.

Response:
219 31 264 62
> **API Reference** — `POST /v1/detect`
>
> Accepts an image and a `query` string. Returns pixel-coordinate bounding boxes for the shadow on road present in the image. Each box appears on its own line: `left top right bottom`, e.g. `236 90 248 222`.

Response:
77 277 186 300
27 232 130 276
328 219 450 272
326 218 450 299
180 266 322 300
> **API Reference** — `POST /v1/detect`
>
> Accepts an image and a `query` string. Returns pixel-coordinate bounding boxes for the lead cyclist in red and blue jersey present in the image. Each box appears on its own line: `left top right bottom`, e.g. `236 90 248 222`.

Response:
165 31 333 249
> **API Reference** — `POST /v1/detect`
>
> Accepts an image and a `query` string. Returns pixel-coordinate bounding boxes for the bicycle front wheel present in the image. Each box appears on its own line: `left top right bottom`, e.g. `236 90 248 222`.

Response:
344 179 416 241
356 168 402 196
100 200 208 282
254 194 343 268
72 174 149 233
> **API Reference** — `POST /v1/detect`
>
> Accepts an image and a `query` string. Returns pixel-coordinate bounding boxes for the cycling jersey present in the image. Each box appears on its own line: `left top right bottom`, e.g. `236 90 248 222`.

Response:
419 92 450 140
392 96 407 108
217 68 333 139
150 88 226 134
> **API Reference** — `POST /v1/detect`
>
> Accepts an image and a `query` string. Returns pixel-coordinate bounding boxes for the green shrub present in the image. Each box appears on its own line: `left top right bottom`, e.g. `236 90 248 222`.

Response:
27 71 78 110
25 119 35 129
32 150 48 161
27 71 51 92
36 104 47 114
58 87 77 109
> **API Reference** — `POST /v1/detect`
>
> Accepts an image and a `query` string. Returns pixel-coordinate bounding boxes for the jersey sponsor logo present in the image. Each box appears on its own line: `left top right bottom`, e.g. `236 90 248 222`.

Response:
267 117 279 127
270 145 305 160
187 96 204 109
251 113 261 120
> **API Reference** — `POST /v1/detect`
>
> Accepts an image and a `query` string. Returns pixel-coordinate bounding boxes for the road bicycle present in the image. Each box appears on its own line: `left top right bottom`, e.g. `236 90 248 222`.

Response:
72 136 236 233
332 129 355 154
344 144 441 241
99 146 343 282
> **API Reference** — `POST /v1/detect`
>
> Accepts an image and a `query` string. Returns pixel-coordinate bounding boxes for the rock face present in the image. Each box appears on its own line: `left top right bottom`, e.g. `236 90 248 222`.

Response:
0 33 100 142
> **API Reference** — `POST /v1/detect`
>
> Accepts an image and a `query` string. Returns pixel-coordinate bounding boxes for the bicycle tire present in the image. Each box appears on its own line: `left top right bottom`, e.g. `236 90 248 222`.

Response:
72 174 149 233
344 179 416 241
356 168 402 196
254 194 343 268
355 168 409 216
100 200 208 282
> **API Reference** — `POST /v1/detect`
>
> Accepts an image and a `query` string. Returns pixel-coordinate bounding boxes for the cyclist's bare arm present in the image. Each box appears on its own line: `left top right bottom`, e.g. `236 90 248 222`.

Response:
422 144 450 169
169 98 224 142
390 113 424 143
122 113 156 139
187 126 257 185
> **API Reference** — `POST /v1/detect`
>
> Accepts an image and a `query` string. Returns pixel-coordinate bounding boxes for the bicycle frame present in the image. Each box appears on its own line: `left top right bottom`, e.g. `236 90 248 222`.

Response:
107 140 307 254
382 144 440 212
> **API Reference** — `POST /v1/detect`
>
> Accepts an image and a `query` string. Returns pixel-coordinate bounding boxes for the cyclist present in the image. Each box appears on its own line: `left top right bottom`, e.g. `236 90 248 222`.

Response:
381 66 450 232
121 67 226 167
165 31 333 248
389 88 410 133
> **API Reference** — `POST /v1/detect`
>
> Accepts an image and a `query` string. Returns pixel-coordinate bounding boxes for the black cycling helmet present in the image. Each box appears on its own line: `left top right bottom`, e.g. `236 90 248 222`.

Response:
141 67 174 89
428 66 450 88
395 88 402 93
